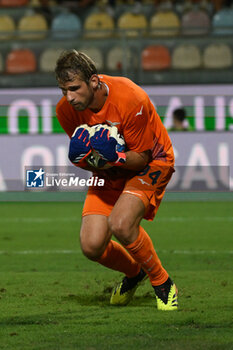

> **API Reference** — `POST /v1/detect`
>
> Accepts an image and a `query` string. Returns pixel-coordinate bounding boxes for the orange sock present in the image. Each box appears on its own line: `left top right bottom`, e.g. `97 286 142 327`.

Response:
124 226 168 286
97 240 141 278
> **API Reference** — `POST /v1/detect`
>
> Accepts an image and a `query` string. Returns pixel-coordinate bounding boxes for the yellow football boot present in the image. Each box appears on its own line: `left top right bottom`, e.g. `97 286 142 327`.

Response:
154 278 178 311
110 269 147 306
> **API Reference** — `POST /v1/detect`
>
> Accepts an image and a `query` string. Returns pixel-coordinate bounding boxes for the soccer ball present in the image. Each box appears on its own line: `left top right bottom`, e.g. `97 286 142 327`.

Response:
86 150 111 169
86 124 125 169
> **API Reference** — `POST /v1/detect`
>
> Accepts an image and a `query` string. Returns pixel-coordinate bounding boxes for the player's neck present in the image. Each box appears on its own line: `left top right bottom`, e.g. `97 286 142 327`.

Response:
89 82 108 113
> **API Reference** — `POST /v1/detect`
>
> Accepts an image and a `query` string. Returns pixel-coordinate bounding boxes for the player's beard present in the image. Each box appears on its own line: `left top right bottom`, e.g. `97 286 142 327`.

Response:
73 87 94 111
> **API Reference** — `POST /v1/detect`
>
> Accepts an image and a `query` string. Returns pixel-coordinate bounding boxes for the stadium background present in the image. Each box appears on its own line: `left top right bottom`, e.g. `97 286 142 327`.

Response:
0 1 233 350
0 0 233 195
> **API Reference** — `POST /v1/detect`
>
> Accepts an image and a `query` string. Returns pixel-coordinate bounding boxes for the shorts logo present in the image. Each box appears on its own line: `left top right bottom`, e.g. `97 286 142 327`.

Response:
26 168 45 188
138 178 150 186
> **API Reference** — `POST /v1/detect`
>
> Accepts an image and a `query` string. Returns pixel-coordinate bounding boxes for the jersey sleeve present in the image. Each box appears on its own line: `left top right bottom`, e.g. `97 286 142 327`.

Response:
122 100 154 153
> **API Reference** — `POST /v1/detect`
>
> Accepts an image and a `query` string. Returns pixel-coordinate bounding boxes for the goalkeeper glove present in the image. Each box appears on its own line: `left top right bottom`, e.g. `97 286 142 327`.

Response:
90 126 126 166
68 124 92 164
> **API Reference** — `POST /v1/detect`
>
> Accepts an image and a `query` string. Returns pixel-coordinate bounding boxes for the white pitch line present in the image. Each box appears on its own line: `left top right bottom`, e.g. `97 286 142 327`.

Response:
159 249 233 255
0 217 81 223
0 249 232 256
0 216 232 223
158 216 233 222
0 250 80 255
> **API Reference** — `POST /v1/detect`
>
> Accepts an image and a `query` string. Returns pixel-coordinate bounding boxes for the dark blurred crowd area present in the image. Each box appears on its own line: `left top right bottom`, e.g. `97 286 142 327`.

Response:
37 0 233 13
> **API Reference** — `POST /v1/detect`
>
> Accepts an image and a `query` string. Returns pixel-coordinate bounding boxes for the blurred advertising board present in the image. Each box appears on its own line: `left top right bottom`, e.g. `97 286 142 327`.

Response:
0 85 233 133
0 133 232 192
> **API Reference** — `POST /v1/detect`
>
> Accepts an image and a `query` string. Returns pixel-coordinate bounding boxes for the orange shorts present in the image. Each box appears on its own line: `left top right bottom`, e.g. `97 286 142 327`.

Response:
82 161 175 221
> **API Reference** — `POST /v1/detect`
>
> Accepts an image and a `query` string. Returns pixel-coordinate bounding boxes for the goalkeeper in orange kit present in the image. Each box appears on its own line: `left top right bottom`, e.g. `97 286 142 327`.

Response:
55 49 178 310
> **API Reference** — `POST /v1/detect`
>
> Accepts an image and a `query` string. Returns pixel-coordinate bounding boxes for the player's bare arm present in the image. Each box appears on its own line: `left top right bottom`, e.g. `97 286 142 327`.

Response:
78 150 150 172
120 150 151 171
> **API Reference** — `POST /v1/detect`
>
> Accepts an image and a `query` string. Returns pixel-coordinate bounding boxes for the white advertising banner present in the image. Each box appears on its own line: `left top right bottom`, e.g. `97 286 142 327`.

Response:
0 133 232 192
0 85 233 133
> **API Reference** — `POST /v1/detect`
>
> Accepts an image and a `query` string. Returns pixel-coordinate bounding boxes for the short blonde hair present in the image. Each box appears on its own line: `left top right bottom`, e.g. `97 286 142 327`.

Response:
55 49 97 84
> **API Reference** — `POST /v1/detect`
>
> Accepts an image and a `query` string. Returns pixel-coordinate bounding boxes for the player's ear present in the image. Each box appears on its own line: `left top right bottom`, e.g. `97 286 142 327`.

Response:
89 75 99 90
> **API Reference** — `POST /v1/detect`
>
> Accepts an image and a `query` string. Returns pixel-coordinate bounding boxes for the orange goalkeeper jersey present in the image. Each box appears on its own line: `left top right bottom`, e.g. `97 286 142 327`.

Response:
56 75 174 166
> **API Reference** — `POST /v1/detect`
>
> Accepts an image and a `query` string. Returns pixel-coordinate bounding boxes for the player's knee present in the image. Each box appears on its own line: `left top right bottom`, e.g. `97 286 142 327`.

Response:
80 240 105 261
108 215 132 243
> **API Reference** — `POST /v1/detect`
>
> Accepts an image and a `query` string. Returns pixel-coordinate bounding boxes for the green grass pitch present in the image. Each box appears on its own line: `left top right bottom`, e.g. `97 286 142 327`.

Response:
0 200 233 350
